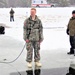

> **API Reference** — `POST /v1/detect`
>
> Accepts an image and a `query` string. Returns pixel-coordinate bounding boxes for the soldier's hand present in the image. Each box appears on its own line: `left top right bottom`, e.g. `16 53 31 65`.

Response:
25 39 29 43
66 28 69 35
39 39 43 43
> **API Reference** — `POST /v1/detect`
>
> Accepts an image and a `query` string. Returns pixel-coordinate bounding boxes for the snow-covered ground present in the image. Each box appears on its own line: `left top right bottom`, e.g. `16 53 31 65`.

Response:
0 7 75 75
0 7 74 50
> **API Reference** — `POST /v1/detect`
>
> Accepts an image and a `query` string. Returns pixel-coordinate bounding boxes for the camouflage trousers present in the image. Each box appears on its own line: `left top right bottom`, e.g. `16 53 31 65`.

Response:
26 41 40 62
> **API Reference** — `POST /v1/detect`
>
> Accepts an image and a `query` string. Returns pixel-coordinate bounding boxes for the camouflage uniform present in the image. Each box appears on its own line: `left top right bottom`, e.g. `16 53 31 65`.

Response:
23 15 43 62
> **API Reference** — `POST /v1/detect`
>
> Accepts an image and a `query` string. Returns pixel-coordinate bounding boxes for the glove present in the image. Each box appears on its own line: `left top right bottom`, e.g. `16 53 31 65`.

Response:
25 39 29 43
66 28 69 35
39 39 43 43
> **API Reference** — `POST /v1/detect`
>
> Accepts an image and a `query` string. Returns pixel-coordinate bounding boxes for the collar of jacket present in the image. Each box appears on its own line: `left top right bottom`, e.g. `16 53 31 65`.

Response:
29 15 38 21
70 17 75 20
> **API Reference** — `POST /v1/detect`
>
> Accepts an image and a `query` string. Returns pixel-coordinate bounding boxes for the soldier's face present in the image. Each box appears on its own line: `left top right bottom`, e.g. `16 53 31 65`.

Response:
72 14 75 17
30 9 36 17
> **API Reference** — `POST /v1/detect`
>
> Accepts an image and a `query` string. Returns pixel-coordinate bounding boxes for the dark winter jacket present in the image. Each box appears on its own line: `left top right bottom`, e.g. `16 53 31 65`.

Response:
67 17 75 36
10 9 14 16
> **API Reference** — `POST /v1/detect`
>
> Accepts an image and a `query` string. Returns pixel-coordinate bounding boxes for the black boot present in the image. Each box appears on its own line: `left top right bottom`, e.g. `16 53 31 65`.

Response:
67 48 74 55
67 52 74 55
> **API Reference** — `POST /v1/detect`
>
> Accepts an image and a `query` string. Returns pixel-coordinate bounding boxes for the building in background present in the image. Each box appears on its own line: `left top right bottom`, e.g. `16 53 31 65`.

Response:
0 0 75 8
31 0 55 7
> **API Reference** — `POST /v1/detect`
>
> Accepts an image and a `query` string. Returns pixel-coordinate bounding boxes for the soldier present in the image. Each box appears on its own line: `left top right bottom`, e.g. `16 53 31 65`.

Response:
9 8 15 22
66 10 75 55
23 8 43 67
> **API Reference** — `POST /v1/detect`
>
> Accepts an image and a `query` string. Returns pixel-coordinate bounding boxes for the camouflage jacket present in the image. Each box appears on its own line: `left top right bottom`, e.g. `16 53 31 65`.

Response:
23 15 43 41
67 17 75 36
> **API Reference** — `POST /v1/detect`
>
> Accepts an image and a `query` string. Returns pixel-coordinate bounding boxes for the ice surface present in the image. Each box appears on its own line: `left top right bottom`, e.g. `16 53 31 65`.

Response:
0 7 75 75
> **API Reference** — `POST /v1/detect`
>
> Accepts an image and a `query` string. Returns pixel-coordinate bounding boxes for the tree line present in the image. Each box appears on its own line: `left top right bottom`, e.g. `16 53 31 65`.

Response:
0 0 31 7
48 0 75 7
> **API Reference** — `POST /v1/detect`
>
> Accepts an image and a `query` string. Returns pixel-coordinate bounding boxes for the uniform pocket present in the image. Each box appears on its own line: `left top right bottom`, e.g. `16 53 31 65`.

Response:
26 42 32 50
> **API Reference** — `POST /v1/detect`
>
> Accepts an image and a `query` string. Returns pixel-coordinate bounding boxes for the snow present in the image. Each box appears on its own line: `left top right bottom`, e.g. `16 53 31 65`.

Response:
0 7 75 75
0 7 74 50
0 7 75 52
